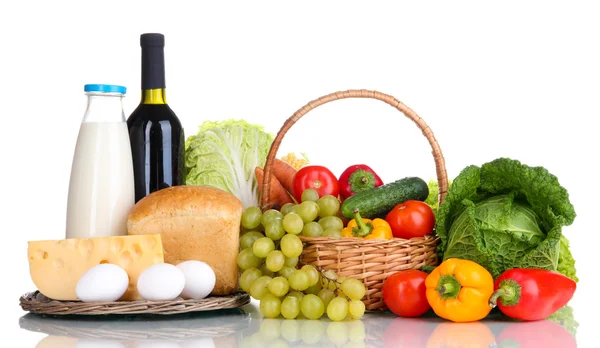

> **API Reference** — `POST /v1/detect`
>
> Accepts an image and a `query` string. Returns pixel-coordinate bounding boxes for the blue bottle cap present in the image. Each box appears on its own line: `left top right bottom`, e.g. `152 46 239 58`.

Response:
84 84 127 94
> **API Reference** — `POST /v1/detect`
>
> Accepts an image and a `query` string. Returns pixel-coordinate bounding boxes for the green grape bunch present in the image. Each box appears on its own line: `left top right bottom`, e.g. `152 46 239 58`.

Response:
237 188 367 321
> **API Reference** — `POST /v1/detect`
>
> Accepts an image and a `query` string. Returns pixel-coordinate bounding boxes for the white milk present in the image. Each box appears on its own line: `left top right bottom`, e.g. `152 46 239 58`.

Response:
66 122 135 239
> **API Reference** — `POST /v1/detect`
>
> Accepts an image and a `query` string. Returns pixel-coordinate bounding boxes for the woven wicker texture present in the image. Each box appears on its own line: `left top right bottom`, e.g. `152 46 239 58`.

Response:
20 291 250 316
260 89 448 311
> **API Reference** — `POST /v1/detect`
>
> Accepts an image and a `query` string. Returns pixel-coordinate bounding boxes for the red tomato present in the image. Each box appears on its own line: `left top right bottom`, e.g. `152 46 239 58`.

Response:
382 270 431 317
292 165 339 200
385 200 435 239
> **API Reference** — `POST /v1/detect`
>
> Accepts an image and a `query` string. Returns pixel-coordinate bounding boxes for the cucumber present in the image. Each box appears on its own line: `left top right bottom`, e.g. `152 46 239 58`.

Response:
340 177 429 219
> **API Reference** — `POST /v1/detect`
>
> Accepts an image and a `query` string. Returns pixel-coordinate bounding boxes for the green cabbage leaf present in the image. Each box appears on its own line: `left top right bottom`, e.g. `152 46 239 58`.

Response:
184 119 274 208
436 158 577 281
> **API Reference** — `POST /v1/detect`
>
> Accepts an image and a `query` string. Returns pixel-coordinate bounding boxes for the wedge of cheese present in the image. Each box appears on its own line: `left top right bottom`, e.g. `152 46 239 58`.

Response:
27 234 164 301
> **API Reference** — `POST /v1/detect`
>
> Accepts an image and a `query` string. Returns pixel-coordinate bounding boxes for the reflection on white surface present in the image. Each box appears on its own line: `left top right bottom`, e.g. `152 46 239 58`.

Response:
20 304 578 348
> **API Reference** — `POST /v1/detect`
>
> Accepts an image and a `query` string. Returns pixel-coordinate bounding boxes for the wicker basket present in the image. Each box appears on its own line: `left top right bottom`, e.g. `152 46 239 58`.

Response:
261 89 449 312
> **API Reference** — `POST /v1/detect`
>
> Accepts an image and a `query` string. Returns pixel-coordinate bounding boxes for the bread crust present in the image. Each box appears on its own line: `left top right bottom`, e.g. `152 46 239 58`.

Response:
127 185 243 295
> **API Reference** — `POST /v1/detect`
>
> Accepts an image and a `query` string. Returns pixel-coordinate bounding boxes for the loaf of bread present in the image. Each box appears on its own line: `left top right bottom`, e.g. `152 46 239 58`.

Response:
127 185 243 295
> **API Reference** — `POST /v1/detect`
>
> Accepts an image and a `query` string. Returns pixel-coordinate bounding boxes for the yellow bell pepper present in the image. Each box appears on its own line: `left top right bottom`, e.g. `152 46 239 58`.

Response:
425 258 494 323
342 209 393 240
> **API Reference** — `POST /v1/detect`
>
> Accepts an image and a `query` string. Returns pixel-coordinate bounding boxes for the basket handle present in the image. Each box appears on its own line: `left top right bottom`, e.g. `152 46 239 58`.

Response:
261 89 449 209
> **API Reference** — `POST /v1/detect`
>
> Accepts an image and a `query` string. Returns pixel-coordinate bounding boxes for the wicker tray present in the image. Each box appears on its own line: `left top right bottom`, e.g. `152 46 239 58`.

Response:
261 89 449 312
20 291 251 316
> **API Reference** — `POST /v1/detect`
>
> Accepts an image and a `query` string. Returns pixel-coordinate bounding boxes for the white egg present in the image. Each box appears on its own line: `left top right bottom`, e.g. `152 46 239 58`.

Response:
176 261 216 300
137 263 185 301
76 264 128 302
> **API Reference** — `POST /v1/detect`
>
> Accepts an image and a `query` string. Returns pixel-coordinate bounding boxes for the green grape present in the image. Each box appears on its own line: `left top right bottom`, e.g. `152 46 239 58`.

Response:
326 322 349 346
296 201 319 223
281 295 301 319
288 291 304 300
250 275 272 300
280 319 301 342
239 267 262 292
318 288 336 309
300 318 325 344
301 188 319 202
289 204 300 214
265 220 286 241
347 320 366 342
322 228 342 238
326 297 349 321
317 195 340 218
322 269 338 281
259 318 281 341
282 213 304 234
284 256 298 267
262 209 283 226
318 216 344 231
280 234 303 258
241 206 263 229
300 294 325 320
240 231 265 250
341 278 366 301
260 293 282 318
301 265 319 286
348 299 366 319
280 203 296 215
278 266 296 278
237 248 262 270
288 270 310 291
266 250 285 272
253 237 275 258
268 276 289 297
259 263 275 277
301 221 323 237
321 269 339 290
305 280 322 295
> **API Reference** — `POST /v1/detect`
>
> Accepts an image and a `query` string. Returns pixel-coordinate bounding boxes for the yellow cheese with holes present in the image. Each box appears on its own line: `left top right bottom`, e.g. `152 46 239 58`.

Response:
27 234 164 301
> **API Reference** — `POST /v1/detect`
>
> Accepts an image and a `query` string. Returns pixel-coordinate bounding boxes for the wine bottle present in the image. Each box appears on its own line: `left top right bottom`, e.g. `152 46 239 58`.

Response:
127 33 185 202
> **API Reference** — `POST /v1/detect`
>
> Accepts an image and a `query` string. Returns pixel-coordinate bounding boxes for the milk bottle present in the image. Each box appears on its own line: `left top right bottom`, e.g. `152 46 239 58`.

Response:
66 84 135 239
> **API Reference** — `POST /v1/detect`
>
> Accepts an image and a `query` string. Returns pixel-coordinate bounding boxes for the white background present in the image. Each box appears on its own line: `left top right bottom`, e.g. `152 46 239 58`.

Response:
2 0 599 346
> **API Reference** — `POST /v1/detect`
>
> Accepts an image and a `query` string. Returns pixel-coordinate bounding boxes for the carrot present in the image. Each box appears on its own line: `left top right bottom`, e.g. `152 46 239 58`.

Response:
272 158 297 195
255 166 294 209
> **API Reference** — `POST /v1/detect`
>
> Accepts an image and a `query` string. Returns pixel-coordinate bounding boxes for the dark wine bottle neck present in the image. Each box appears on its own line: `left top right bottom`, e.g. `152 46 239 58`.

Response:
141 44 166 90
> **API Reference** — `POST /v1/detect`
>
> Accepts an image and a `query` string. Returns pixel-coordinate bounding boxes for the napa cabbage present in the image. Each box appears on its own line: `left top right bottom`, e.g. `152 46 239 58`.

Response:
184 119 274 208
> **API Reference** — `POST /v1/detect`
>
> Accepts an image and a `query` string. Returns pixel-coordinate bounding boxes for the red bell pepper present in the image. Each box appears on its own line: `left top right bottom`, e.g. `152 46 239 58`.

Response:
338 164 383 200
488 268 576 321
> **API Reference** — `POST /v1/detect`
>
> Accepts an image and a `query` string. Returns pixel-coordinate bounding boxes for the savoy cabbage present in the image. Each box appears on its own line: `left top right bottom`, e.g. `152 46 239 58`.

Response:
436 158 577 281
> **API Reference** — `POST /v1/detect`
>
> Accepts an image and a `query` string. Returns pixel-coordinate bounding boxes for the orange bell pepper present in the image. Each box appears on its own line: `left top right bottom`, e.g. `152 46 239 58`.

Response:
425 258 494 323
342 209 393 240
